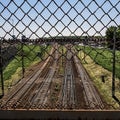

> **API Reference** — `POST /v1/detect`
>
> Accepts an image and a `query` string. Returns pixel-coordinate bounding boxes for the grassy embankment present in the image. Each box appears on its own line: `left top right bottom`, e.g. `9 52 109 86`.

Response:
2 44 51 90
76 46 120 109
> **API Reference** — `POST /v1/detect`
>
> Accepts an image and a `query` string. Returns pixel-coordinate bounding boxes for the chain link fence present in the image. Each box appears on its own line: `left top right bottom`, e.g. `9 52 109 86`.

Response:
0 0 120 109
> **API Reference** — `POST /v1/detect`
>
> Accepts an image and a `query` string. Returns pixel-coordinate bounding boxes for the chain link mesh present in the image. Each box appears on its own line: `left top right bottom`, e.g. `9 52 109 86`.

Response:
0 0 120 109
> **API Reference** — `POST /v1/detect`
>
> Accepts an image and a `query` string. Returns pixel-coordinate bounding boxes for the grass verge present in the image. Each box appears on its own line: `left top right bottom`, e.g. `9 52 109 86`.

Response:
2 44 51 89
77 49 120 109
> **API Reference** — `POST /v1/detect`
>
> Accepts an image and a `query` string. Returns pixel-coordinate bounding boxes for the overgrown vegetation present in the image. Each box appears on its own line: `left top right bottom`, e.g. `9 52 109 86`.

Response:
50 82 61 103
3 44 51 82
76 46 120 79
76 46 120 108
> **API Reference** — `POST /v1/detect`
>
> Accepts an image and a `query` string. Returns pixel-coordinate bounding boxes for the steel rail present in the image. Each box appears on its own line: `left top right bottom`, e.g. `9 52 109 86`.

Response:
0 47 54 109
74 55 104 109
61 49 76 108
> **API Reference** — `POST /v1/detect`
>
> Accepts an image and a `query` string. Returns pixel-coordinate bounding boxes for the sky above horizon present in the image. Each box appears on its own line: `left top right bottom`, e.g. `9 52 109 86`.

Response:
0 0 120 39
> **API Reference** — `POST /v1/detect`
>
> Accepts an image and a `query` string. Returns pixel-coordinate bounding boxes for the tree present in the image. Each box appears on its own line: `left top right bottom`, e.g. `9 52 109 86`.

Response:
106 26 120 49
106 26 116 49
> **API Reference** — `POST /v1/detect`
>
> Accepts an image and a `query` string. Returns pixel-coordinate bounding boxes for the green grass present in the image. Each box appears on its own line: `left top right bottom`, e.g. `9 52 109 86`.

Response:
76 49 120 108
76 45 120 108
3 58 22 81
3 44 51 81
76 46 120 78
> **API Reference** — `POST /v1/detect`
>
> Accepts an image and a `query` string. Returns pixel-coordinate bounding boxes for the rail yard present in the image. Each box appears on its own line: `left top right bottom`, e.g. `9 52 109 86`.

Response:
0 0 120 119
0 43 107 110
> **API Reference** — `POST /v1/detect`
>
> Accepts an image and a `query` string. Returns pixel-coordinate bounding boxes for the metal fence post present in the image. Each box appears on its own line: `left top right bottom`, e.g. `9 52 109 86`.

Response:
21 36 25 78
112 28 116 97
0 39 4 97
62 44 64 67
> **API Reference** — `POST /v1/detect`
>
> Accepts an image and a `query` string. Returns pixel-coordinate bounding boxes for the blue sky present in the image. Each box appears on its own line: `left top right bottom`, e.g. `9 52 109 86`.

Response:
0 0 120 39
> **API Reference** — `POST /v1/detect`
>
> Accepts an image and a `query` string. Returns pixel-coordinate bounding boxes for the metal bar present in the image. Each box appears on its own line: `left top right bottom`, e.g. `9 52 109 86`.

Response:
21 36 25 78
112 28 116 97
62 45 64 66
112 28 120 105
0 39 4 97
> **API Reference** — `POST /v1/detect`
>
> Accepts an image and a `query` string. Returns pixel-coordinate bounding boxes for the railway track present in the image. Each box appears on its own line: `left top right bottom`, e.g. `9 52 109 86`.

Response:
74 55 104 109
0 43 105 110
0 46 55 109
59 50 76 109
30 46 59 108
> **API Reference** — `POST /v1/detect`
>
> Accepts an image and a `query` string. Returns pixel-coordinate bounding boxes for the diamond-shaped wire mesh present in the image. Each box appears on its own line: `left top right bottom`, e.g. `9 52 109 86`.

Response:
0 0 119 38
0 0 120 109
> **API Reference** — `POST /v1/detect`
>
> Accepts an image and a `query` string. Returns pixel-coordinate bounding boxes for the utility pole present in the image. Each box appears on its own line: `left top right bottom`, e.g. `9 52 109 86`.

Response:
11 19 14 36
0 39 4 97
